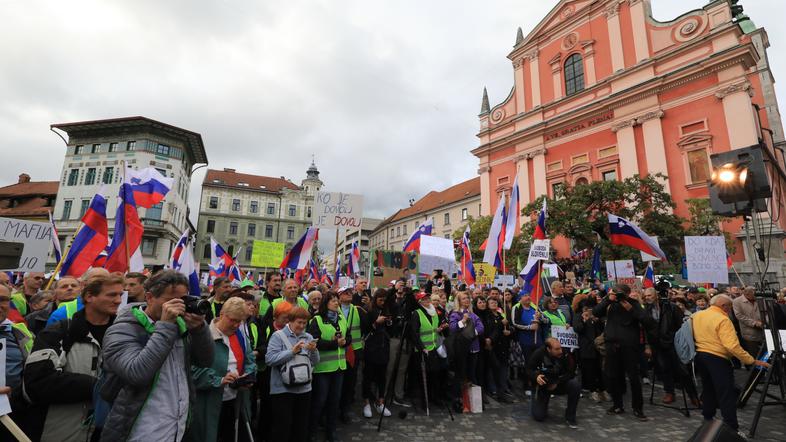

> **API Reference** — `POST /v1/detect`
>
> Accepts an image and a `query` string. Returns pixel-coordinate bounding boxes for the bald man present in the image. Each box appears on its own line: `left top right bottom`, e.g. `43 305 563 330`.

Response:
10 272 45 316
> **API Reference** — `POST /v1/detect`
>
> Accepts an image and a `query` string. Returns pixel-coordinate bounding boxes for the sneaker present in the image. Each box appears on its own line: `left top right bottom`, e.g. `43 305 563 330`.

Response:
633 409 649 421
363 404 373 418
606 406 625 415
525 390 532 397
375 403 392 417
566 420 579 429
642 377 651 385
590 392 601 403
736 430 749 440
662 393 675 404
598 391 609 402
392 397 412 407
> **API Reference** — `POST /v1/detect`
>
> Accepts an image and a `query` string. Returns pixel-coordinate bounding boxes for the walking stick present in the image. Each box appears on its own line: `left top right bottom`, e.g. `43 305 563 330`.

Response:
0 415 31 442
420 352 430 416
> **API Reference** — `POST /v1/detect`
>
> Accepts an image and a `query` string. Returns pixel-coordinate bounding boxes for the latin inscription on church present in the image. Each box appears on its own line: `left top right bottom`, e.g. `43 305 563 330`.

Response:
544 111 614 141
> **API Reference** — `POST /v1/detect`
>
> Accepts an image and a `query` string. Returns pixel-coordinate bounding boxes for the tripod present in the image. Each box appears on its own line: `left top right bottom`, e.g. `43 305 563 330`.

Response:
744 298 786 439
647 361 700 417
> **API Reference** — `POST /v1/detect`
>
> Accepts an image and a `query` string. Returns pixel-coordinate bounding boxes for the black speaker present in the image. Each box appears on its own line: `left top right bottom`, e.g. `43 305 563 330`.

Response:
686 420 745 442
709 144 772 217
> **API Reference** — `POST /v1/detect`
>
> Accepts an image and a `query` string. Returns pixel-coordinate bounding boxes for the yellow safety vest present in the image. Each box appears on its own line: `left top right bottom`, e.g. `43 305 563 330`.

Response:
312 315 347 373
10 292 28 316
271 297 309 312
339 304 364 351
12 322 34 354
416 310 438 352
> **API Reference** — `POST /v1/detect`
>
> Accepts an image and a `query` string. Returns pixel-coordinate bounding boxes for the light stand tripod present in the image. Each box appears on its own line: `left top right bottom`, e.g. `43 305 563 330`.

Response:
743 298 786 438
648 362 700 417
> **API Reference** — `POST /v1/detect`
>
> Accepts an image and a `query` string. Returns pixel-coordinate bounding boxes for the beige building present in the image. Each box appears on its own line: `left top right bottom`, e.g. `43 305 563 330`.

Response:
370 177 481 251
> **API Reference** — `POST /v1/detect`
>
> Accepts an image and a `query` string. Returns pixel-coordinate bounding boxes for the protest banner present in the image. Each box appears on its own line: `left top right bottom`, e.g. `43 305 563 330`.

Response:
605 260 635 280
475 263 496 285
418 235 457 275
0 217 52 272
250 240 285 268
684 236 728 284
551 325 579 349
528 239 550 261
372 250 418 271
542 263 559 279
313 192 364 229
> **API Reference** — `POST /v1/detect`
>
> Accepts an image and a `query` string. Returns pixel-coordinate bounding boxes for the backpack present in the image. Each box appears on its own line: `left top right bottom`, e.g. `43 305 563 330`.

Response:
674 317 696 364
280 353 313 386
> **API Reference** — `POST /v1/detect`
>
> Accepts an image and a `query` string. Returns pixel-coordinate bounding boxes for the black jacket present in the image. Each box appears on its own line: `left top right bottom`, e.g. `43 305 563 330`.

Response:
364 308 391 364
592 295 647 347
25 302 56 336
524 345 576 386
424 277 452 297
643 301 682 349
572 311 604 359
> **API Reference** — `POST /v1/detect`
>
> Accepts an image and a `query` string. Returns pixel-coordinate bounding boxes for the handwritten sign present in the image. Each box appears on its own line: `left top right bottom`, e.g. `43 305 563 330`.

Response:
250 241 285 268
685 236 728 284
313 192 364 229
0 217 52 272
528 239 550 262
551 325 579 349
475 263 497 285
605 260 635 279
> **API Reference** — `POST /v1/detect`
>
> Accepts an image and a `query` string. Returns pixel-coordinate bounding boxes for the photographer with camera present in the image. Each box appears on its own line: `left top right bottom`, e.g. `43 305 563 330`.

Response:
642 287 698 406
100 270 214 442
525 337 580 428
593 284 649 421
385 280 415 407
190 297 257 442
424 269 451 298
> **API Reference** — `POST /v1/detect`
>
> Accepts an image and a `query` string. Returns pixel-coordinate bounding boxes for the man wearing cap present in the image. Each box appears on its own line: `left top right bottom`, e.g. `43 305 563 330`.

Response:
10 272 44 316
409 292 448 409
338 286 368 423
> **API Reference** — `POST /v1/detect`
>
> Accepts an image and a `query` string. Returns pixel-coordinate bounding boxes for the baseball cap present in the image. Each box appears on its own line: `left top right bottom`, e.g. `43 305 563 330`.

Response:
415 292 429 301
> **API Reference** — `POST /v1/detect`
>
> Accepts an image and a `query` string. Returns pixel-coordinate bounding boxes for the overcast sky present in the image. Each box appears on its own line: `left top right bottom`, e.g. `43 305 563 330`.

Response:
1 0 784 222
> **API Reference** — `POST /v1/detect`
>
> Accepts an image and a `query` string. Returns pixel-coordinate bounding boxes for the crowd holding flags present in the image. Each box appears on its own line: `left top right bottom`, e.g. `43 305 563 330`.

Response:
280 227 319 271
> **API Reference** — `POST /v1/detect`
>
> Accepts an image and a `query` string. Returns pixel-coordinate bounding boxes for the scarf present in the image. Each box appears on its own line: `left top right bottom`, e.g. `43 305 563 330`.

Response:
424 305 437 317
326 310 339 323
228 329 246 375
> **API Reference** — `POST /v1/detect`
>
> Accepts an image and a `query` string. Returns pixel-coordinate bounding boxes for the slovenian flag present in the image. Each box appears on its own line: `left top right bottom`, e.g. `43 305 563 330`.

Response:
520 200 548 303
347 241 361 277
124 167 174 208
503 174 519 250
460 226 476 286
483 192 507 269
60 189 109 277
170 229 200 296
643 262 655 288
608 214 667 261
403 218 433 253
280 227 319 271
210 237 235 279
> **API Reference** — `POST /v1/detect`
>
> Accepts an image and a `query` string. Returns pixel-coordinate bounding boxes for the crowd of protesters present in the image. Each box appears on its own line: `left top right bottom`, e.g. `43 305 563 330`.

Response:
0 267 783 441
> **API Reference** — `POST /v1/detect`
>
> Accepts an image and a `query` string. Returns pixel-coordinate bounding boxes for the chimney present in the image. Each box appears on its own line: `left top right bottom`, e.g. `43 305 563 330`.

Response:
18 173 30 184
223 168 235 173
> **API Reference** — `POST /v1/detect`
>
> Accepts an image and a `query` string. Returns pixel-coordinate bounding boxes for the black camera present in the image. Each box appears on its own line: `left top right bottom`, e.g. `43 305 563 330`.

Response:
183 296 210 315
539 365 560 385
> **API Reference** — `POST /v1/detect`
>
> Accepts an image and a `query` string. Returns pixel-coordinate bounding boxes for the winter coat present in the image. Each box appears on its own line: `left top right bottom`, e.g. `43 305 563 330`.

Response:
364 308 391 364
572 311 604 359
448 310 484 353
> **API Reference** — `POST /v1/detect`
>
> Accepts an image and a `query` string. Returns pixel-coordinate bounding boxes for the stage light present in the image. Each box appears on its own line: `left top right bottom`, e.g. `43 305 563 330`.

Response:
709 145 771 216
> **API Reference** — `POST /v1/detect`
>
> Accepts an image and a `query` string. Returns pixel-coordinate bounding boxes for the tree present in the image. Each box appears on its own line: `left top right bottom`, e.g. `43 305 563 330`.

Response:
685 198 735 254
520 174 685 274
451 216 529 273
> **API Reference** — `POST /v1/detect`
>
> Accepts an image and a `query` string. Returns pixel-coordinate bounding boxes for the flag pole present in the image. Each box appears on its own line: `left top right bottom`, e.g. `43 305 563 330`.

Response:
121 160 131 272
44 223 84 290
333 228 340 283
730 263 745 287
367 247 375 291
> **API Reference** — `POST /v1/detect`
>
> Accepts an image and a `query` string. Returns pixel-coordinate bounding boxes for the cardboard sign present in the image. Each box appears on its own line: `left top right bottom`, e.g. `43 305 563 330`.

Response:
475 263 497 285
418 235 457 275
494 275 515 289
527 239 550 261
685 236 728 284
605 260 635 279
640 236 661 262
313 192 364 229
0 217 53 272
551 325 578 349
250 241 285 268
542 263 559 279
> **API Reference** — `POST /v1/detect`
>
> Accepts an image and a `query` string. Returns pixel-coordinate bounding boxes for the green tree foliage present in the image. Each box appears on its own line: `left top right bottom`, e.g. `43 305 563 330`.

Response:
685 198 735 254
519 174 684 273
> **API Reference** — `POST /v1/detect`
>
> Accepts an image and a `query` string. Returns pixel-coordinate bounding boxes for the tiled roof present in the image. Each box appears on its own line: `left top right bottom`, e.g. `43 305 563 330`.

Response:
0 181 58 218
376 177 480 229
203 169 300 193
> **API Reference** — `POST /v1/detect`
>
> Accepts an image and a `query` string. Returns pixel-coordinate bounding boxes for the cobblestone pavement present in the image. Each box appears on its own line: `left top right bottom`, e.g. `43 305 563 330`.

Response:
330 372 786 442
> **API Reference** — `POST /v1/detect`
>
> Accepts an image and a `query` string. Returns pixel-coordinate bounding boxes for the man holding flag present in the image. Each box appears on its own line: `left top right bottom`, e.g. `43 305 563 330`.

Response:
519 200 547 305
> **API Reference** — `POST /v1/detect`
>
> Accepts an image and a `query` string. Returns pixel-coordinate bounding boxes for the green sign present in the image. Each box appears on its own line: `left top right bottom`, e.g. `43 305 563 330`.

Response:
251 240 285 268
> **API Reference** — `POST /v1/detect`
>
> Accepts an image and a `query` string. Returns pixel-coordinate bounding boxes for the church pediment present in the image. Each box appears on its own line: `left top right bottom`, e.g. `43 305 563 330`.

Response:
517 0 595 50
677 133 713 149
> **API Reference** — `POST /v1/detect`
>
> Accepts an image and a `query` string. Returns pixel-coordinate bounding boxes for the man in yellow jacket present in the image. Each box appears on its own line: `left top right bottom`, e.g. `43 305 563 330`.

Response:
692 294 769 433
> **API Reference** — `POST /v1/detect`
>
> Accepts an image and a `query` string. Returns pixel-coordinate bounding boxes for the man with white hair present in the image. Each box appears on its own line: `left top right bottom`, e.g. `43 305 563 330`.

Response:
693 294 769 434
732 287 764 362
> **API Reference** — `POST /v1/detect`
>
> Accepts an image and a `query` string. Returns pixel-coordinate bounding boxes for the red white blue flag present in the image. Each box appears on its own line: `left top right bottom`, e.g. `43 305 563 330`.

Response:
460 226 476 286
170 229 200 296
280 227 319 271
482 193 507 269
60 189 109 277
608 214 667 261
347 241 361 277
503 175 519 250
403 218 433 253
643 262 655 288
210 237 236 280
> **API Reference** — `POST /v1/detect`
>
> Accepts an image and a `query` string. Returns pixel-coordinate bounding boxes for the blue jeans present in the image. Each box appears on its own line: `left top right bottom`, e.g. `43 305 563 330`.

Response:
310 371 344 440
